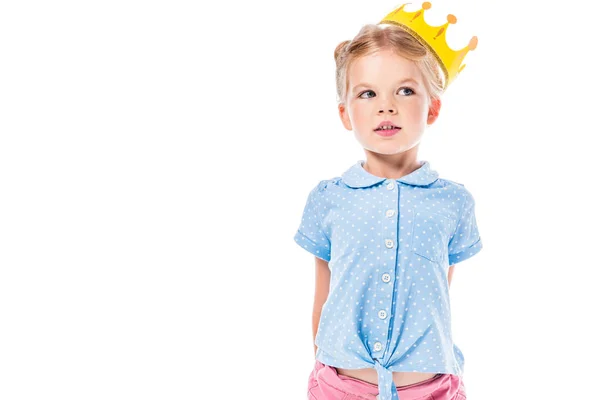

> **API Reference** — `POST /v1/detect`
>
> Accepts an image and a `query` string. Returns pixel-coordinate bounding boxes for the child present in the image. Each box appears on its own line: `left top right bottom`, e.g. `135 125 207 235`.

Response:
294 3 482 400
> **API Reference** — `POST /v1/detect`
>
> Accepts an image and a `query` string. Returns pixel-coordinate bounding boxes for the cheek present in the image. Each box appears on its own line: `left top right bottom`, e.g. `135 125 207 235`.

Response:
406 102 430 121
351 105 371 123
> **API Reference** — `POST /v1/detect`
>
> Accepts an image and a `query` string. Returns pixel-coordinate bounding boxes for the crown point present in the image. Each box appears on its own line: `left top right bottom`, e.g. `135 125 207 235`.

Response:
422 2 432 10
468 36 478 50
447 14 457 24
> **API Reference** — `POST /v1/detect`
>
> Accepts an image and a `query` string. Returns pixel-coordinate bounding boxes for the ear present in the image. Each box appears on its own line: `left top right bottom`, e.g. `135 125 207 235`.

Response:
338 103 352 131
427 98 442 125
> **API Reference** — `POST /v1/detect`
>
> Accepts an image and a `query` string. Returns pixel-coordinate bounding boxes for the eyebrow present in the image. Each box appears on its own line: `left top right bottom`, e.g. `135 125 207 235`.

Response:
352 78 419 93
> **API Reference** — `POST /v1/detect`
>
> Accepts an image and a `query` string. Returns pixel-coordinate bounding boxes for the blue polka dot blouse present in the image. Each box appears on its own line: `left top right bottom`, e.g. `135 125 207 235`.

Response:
294 160 483 400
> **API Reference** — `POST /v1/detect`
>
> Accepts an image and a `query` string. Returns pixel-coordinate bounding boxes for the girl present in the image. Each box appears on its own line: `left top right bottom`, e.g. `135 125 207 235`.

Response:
294 3 482 400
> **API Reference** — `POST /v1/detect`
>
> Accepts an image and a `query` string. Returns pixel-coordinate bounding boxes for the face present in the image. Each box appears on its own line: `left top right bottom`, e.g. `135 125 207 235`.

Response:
338 49 441 156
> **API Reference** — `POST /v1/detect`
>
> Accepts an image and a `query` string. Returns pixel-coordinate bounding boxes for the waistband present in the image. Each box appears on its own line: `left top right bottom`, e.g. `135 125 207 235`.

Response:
316 359 451 400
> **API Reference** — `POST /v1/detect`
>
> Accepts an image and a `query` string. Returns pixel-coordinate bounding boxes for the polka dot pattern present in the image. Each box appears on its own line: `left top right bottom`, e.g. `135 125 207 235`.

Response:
294 160 483 400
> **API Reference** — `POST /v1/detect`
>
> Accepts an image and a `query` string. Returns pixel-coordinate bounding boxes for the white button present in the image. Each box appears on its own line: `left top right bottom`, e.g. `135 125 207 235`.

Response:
378 310 387 319
373 341 383 351
385 239 394 248
382 273 391 283
376 395 380 400
385 209 395 217
386 181 394 190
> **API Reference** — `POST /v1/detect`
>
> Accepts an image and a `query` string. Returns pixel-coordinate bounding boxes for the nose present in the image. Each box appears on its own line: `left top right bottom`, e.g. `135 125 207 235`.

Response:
378 106 396 114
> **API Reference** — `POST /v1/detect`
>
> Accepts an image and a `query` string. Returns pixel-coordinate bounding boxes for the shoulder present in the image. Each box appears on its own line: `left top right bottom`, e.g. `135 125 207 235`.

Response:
436 177 471 194
436 177 477 211
310 176 343 195
304 177 343 209
436 176 464 188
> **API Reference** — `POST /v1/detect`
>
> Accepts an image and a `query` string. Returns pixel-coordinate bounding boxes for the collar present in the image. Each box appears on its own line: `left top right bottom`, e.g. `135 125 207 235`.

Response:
341 159 439 188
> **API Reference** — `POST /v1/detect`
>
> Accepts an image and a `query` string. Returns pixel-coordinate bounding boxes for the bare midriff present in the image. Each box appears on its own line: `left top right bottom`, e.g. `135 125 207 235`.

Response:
335 367 440 387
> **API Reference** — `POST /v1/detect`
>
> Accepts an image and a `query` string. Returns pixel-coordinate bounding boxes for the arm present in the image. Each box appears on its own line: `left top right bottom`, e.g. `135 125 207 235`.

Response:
448 265 455 287
313 256 331 357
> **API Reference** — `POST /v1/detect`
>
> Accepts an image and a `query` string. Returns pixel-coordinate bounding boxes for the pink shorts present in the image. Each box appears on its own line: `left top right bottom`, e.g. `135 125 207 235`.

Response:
307 360 467 400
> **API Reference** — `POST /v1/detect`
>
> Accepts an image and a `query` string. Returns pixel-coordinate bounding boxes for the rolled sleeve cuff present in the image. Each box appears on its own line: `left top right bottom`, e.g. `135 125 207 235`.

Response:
448 237 482 265
294 230 331 262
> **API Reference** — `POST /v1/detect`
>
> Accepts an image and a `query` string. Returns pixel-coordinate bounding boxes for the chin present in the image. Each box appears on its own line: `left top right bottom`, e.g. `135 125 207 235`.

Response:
365 148 405 156
364 142 412 155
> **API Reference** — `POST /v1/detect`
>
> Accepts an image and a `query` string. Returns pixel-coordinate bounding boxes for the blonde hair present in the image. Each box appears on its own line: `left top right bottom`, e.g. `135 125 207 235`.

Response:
334 23 445 105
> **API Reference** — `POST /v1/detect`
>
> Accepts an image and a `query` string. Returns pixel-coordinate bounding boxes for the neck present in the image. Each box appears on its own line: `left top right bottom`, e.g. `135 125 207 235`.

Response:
362 149 422 180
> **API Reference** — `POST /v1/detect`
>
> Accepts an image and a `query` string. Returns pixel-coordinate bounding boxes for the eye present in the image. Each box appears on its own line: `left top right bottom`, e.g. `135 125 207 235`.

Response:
358 90 376 99
358 87 415 99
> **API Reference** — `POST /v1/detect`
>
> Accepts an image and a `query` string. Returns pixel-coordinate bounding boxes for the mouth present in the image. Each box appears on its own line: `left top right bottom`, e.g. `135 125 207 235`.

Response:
375 126 401 137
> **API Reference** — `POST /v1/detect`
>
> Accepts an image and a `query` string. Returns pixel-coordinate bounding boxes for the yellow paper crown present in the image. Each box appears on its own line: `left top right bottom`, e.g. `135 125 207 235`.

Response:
379 2 478 89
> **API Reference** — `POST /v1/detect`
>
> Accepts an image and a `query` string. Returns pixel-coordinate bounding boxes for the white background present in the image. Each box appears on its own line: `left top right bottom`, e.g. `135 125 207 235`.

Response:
1 0 599 399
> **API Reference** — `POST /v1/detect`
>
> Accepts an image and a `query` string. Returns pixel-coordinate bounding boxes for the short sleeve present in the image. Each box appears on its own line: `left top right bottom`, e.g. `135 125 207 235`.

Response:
293 183 331 262
448 188 483 265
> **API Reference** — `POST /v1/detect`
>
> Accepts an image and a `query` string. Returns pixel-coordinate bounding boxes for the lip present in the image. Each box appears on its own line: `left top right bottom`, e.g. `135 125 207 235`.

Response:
375 120 400 130
375 127 401 137
374 121 401 137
